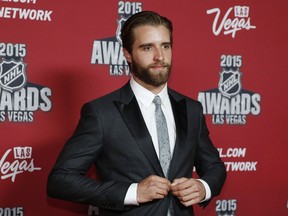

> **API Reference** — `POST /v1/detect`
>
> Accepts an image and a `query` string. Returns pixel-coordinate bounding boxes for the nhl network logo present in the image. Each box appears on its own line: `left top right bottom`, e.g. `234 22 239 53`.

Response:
207 6 256 38
90 1 143 76
198 55 261 125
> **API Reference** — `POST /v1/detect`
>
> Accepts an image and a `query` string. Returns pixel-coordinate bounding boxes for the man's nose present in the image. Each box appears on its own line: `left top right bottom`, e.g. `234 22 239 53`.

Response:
154 47 164 61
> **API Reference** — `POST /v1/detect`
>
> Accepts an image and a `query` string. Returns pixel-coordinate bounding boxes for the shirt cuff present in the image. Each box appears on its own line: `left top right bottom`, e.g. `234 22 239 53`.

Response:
197 179 212 202
124 183 139 205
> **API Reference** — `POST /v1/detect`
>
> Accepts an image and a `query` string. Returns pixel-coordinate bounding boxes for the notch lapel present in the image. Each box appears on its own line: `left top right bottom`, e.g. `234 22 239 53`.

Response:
168 90 188 179
113 83 164 177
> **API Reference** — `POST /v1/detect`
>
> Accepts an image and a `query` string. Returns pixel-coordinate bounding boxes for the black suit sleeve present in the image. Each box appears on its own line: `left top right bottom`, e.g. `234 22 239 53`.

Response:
194 103 227 205
47 102 130 211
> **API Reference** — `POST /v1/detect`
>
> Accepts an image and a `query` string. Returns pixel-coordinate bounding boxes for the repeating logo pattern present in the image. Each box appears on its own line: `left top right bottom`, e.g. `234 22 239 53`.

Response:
0 42 52 122
218 69 242 98
198 55 261 125
0 146 41 183
0 0 53 22
207 6 256 38
0 59 27 92
216 199 237 216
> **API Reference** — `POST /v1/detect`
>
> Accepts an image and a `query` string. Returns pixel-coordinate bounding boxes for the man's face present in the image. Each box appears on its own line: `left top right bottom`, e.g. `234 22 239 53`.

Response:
124 25 172 87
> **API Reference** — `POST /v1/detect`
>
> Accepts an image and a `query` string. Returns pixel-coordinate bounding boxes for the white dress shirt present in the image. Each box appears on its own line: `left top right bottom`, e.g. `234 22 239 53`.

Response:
124 77 211 205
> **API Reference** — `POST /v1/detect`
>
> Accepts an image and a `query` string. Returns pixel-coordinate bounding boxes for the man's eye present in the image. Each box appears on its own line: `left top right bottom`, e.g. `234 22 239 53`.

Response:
143 46 151 51
163 44 171 49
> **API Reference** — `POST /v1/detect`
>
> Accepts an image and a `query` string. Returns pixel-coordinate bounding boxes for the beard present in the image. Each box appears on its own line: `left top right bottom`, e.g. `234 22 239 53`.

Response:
131 59 172 87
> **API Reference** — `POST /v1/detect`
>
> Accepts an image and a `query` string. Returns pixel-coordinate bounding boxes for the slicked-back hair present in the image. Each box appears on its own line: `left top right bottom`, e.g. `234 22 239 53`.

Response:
121 11 173 54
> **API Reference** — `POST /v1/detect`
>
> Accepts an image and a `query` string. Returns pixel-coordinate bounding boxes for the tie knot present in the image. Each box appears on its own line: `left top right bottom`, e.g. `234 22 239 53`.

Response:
153 96 161 107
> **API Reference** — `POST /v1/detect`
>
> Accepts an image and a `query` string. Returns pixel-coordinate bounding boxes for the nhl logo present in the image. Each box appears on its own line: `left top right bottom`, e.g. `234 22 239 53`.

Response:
218 69 242 98
116 16 128 45
0 59 27 92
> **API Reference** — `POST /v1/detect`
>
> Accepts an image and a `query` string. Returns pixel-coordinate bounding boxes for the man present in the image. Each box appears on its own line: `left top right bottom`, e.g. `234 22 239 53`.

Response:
47 11 226 216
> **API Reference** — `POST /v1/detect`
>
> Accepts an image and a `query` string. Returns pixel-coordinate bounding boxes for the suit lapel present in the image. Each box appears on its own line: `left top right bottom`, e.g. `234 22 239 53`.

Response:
113 83 189 179
113 83 164 176
168 90 188 179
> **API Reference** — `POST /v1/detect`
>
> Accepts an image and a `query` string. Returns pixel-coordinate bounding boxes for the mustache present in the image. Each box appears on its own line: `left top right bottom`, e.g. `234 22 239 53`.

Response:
149 62 170 68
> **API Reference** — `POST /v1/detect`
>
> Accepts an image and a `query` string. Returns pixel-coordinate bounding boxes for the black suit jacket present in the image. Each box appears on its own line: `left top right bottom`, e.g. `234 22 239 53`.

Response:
47 82 226 216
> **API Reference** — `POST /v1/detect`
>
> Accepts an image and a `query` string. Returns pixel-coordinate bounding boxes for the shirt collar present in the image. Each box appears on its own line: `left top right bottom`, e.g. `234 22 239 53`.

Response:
130 76 169 108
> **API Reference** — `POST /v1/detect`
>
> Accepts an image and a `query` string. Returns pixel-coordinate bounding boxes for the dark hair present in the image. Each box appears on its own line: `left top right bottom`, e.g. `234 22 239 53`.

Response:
121 11 173 53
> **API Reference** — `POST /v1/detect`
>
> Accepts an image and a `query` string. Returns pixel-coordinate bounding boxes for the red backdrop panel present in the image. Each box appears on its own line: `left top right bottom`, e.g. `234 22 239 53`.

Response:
1 0 287 215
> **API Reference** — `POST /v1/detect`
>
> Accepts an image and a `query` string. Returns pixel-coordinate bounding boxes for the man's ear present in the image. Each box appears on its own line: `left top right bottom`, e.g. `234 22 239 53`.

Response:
123 48 132 63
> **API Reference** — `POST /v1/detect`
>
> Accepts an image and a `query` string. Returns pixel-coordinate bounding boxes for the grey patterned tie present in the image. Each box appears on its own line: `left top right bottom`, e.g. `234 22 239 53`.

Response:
153 96 171 177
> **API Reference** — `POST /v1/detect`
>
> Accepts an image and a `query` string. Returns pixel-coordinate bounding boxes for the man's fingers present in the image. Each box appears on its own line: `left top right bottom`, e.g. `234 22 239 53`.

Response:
170 178 206 206
171 178 200 192
171 177 188 187
145 175 171 192
137 175 171 203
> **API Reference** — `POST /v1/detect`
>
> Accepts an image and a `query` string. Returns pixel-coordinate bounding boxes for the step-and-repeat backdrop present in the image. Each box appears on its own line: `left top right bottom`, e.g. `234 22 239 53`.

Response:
1 0 287 215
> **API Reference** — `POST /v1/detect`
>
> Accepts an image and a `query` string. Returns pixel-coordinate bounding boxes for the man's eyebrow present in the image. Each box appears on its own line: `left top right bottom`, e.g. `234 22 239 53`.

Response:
138 43 153 48
138 42 172 48
162 42 172 46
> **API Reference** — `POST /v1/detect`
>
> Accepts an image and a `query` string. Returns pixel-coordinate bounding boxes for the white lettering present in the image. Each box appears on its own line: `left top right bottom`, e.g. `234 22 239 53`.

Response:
207 7 256 38
0 87 52 112
102 41 121 65
0 148 41 182
40 88 52 111
91 41 103 64
225 161 257 171
218 148 246 158
198 92 261 116
1 0 37 4
0 7 52 21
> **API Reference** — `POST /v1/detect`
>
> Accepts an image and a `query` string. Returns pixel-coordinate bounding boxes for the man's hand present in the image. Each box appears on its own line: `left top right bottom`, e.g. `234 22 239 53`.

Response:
137 175 171 203
171 177 205 206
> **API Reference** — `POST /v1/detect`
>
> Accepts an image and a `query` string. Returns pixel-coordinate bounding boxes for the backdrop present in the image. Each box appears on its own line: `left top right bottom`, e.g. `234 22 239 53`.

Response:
1 0 287 215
